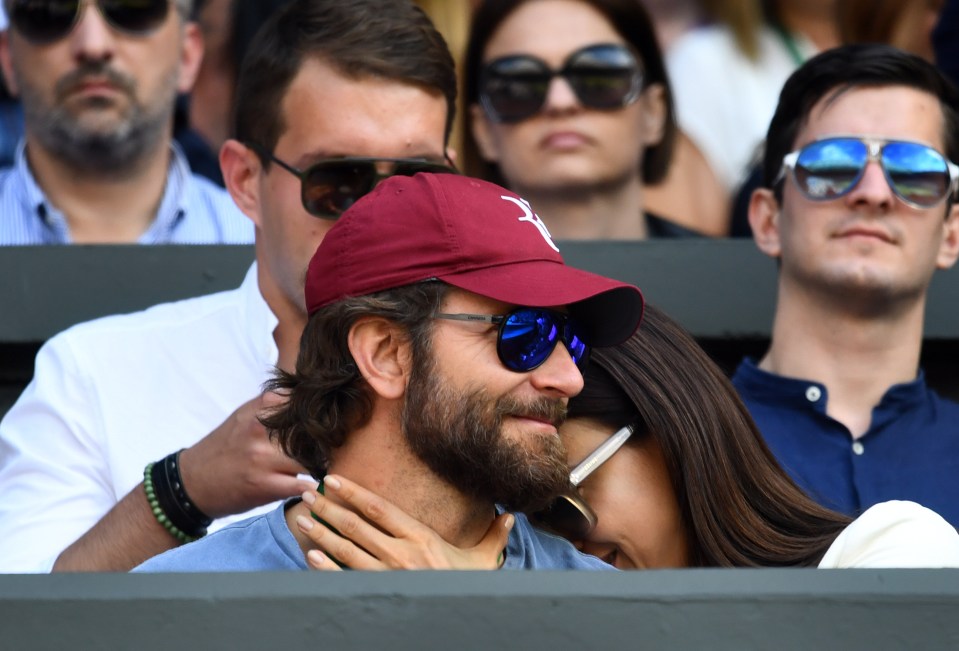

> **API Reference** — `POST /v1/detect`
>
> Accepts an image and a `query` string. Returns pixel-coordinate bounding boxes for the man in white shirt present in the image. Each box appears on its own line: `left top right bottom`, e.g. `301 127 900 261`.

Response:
0 0 458 571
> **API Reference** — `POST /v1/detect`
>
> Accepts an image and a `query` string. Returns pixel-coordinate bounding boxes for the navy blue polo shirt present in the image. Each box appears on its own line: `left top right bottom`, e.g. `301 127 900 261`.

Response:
732 358 959 527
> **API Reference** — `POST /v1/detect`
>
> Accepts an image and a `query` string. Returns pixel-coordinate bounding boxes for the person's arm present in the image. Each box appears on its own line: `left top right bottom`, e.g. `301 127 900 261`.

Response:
293 474 512 571
53 392 315 572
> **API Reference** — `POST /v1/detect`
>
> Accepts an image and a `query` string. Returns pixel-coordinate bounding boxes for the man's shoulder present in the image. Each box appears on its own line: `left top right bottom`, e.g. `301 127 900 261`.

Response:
134 505 306 572
56 284 248 343
506 513 613 570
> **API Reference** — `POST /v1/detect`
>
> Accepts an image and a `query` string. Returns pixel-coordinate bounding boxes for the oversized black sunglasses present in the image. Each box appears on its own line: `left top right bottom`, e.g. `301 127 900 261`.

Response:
250 145 457 219
532 424 634 539
480 43 643 124
8 0 171 44
434 307 590 373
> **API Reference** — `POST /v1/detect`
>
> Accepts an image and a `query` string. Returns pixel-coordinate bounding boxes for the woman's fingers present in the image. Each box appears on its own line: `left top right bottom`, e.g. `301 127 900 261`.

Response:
296 494 385 570
471 513 514 569
323 474 419 538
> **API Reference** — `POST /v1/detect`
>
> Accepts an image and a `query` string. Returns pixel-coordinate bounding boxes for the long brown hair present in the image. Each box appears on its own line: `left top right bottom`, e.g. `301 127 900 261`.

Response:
568 304 851 567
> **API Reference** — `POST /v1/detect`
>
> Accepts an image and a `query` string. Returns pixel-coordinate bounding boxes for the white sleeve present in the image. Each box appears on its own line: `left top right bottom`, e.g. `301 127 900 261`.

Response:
0 333 115 573
818 501 959 568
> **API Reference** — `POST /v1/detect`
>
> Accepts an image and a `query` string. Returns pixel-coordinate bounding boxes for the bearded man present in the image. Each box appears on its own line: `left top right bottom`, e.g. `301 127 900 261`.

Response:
135 172 644 571
0 0 250 243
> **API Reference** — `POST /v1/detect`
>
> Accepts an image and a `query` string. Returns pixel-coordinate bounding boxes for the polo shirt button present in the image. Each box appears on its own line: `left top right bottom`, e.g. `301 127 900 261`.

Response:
852 441 865 456
805 386 822 402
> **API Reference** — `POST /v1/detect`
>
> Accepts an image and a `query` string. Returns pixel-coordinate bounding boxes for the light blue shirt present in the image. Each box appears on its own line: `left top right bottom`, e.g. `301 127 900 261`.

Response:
133 501 614 572
0 141 253 245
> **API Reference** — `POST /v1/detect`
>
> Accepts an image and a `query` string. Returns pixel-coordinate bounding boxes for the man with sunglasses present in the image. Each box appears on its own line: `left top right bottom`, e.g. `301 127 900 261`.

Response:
733 44 959 527
0 0 252 244
135 172 644 572
0 0 461 571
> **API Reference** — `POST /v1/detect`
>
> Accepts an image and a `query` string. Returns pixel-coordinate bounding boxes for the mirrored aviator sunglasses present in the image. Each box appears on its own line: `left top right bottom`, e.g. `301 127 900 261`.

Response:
781 137 959 209
434 307 590 372
480 43 643 124
8 0 171 44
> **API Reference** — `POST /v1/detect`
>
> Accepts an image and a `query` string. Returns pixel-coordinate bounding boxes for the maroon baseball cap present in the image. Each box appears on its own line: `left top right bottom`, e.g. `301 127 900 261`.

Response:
305 173 643 346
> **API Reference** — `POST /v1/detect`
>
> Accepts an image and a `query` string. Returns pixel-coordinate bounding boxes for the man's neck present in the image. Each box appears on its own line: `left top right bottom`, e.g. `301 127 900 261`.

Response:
24 136 172 244
760 281 925 438
287 420 496 556
254 250 308 372
515 177 647 240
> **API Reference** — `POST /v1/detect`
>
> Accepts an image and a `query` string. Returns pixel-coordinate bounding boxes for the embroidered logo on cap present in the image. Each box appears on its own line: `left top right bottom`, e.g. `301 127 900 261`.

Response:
501 195 559 252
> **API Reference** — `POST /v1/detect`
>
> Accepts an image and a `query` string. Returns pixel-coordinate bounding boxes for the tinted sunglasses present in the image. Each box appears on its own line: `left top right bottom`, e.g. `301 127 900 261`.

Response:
8 0 171 44
777 137 959 209
532 424 634 540
480 43 643 124
251 146 457 219
433 308 590 372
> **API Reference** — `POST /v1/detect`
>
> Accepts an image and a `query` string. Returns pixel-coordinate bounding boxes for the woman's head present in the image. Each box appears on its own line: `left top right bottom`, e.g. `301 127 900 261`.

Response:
463 0 676 194
563 304 850 568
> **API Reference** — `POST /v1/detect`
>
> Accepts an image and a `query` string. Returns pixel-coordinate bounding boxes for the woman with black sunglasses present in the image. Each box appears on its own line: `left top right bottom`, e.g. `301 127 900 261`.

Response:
295 304 959 570
461 0 725 239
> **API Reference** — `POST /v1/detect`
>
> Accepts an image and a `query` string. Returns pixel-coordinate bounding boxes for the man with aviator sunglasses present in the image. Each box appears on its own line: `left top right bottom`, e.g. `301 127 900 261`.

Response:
733 44 959 527
135 172 644 572
0 0 461 572
0 0 252 244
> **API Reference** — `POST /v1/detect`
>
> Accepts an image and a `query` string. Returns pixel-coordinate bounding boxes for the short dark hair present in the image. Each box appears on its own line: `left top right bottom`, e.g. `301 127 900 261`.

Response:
462 0 676 185
567 304 851 567
261 282 448 477
232 0 457 156
762 43 959 195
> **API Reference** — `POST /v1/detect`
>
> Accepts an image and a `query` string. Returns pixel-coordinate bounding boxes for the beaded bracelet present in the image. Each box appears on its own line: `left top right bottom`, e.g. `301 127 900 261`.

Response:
143 451 213 543
143 461 198 544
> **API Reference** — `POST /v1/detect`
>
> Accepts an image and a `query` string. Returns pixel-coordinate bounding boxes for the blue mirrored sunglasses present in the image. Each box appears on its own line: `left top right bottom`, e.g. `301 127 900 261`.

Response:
777 136 959 209
434 307 589 372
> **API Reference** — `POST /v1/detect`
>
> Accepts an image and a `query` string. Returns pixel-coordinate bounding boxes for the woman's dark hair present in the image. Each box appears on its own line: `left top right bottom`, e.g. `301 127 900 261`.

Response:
568 304 851 567
462 0 676 185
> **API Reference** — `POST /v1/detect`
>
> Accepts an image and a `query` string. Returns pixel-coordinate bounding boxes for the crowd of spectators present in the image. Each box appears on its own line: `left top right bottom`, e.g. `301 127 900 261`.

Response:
0 0 958 576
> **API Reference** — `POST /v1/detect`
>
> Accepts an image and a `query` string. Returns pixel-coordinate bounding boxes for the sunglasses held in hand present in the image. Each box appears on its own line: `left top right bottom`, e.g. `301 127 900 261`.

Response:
777 136 959 209
532 424 634 540
8 0 172 44
249 145 458 219
480 43 643 124
434 308 590 372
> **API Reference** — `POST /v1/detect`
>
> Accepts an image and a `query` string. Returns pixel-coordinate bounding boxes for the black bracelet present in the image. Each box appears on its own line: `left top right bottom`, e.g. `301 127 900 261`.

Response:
150 450 212 539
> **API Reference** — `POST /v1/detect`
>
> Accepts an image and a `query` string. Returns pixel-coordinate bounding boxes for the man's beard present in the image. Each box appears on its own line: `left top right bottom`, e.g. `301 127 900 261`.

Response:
402 349 572 513
17 60 177 176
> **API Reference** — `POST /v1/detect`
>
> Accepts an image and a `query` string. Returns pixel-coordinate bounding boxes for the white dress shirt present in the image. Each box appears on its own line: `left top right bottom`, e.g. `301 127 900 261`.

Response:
0 264 279 572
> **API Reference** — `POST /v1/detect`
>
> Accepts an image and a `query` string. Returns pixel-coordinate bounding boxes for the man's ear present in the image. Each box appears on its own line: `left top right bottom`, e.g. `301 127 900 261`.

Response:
936 202 959 270
348 317 412 401
220 139 263 228
469 104 500 163
176 21 205 94
0 32 19 97
749 188 783 259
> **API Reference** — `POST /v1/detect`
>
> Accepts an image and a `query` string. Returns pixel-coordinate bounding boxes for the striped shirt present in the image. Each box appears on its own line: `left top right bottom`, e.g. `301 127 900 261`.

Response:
0 141 254 245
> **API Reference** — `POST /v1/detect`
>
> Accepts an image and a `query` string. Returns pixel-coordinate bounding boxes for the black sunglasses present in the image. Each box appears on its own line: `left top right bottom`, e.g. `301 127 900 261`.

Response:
434 307 590 373
8 0 172 44
532 424 634 539
250 145 457 219
480 43 643 124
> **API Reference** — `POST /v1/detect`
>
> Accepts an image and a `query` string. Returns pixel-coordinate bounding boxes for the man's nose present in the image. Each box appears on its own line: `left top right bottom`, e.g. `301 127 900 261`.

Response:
528 342 584 398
